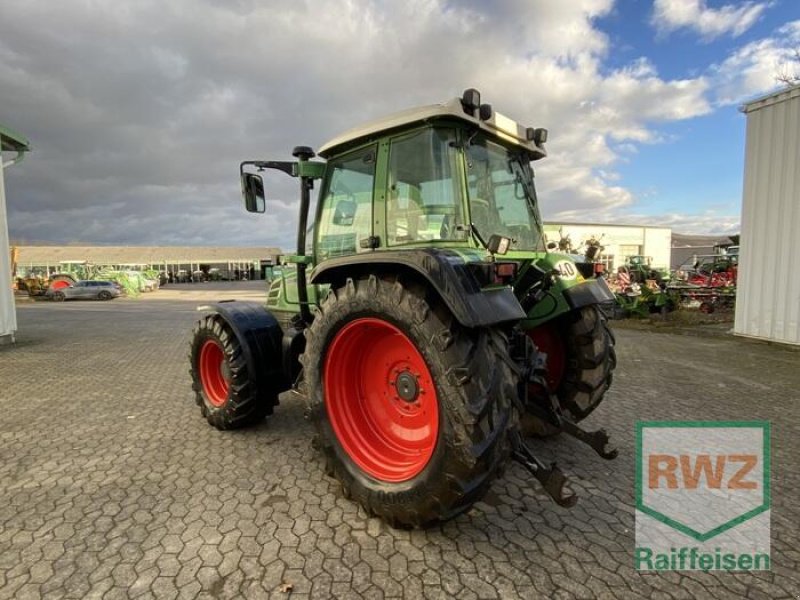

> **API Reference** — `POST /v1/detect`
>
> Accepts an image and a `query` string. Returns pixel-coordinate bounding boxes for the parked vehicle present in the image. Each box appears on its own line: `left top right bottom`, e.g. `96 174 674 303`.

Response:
188 88 618 527
668 252 738 313
620 255 670 288
46 280 121 301
140 276 159 292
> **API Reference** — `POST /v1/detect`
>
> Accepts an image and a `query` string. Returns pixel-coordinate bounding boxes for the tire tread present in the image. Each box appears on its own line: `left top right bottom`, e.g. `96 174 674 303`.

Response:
189 314 277 430
303 275 517 528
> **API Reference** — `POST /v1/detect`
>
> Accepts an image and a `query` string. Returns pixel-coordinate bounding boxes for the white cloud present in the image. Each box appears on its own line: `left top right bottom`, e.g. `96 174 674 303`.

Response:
651 0 768 40
621 212 741 235
0 0 746 246
709 20 800 105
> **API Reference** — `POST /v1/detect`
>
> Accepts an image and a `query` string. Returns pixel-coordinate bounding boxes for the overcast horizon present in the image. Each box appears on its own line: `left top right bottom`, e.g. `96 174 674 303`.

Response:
1 1 798 250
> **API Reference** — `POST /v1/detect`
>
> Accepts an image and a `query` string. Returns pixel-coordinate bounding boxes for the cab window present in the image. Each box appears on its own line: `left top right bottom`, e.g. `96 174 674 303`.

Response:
386 128 467 246
316 147 376 261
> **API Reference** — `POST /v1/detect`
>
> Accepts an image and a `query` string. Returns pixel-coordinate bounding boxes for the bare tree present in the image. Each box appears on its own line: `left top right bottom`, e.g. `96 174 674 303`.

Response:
776 47 800 86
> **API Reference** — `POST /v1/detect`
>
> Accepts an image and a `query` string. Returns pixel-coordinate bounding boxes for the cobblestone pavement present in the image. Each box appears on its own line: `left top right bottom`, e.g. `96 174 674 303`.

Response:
1 283 798 599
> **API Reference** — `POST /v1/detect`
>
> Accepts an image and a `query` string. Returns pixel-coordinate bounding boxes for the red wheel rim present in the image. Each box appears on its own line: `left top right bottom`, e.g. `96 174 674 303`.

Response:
527 324 566 391
199 339 229 407
324 318 439 483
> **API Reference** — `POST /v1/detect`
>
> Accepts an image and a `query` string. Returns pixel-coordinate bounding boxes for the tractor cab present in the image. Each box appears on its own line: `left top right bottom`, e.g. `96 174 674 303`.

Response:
244 91 549 258
242 90 609 329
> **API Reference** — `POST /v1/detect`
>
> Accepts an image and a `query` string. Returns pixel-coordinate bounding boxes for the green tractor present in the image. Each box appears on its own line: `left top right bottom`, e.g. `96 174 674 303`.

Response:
189 89 617 527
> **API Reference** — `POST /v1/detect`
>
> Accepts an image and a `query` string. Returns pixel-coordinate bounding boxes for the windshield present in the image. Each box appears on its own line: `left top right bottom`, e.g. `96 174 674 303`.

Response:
465 136 545 252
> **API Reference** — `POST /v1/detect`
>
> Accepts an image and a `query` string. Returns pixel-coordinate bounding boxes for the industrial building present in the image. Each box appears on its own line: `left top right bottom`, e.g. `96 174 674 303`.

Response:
1 124 30 345
13 245 282 281
735 84 800 346
670 232 737 270
543 222 672 273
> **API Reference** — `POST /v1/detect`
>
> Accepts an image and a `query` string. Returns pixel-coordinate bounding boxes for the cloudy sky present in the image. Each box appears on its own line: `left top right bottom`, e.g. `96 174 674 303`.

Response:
1 0 798 249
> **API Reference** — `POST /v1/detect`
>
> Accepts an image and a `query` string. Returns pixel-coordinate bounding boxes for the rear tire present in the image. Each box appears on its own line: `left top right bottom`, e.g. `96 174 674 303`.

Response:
303 275 518 528
98 291 112 300
523 305 616 435
189 314 277 430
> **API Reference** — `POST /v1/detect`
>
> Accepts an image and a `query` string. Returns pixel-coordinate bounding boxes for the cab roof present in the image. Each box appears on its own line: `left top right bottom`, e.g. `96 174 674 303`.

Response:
318 96 546 160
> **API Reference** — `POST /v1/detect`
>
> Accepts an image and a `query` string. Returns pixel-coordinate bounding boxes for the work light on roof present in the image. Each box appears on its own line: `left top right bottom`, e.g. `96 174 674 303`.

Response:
526 127 548 146
461 88 481 116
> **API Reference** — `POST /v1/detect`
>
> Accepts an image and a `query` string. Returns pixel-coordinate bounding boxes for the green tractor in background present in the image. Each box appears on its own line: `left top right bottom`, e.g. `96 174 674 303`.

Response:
620 255 670 288
613 255 674 317
189 89 617 527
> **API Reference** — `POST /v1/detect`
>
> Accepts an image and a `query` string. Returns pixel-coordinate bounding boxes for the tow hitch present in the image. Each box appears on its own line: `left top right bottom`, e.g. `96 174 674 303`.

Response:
512 349 618 507
561 419 618 460
511 431 577 507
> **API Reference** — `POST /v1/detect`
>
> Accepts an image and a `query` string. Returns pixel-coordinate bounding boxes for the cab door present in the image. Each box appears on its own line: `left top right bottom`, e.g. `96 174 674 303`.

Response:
314 145 377 263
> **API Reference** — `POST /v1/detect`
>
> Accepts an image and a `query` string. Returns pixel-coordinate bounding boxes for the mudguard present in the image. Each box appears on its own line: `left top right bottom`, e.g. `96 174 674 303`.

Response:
310 249 526 328
200 300 291 397
563 276 615 309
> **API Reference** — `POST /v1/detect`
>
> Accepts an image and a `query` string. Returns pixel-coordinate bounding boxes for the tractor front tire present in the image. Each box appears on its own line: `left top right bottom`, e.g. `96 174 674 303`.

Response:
303 275 517 528
524 305 616 436
189 314 276 430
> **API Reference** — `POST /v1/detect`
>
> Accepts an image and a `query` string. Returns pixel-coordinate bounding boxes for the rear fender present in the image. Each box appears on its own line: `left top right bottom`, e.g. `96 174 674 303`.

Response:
199 301 290 396
310 249 526 328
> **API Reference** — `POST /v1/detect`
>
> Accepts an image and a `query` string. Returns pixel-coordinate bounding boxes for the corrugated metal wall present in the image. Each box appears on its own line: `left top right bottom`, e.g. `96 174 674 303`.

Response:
0 158 16 343
735 86 800 345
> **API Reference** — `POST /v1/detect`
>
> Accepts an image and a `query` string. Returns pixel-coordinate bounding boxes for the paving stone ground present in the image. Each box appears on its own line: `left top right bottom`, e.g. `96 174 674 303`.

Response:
1 282 798 599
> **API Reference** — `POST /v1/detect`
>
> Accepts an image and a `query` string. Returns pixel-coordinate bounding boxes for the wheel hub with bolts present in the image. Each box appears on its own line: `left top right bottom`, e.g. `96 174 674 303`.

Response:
394 371 419 403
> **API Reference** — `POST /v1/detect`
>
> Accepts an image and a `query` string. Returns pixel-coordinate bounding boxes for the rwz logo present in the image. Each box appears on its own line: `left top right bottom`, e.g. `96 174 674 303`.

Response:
648 453 758 490
635 421 770 571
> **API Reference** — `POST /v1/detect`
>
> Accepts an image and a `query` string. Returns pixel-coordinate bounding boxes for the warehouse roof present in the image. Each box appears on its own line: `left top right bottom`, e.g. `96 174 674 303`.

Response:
671 233 735 248
0 124 30 154
15 246 282 266
544 221 671 231
741 83 800 113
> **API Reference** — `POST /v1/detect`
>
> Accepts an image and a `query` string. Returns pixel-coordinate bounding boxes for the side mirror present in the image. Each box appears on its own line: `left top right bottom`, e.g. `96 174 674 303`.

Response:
242 173 266 213
332 199 356 226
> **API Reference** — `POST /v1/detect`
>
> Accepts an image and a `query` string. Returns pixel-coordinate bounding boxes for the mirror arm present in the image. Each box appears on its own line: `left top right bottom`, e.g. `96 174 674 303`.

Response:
240 154 314 324
239 160 297 178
